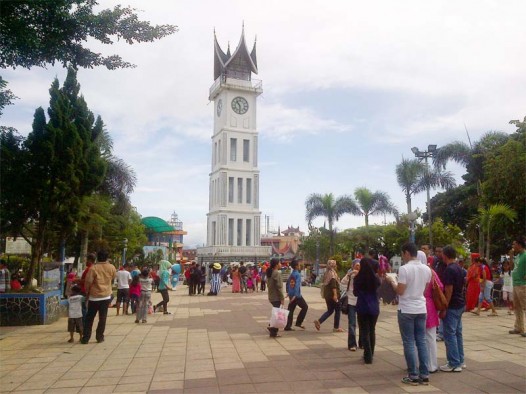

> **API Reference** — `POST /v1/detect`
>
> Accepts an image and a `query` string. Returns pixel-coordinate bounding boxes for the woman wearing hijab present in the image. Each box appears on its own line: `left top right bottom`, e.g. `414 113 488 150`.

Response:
267 258 285 337
314 259 344 332
420 251 444 374
353 257 381 364
154 260 172 314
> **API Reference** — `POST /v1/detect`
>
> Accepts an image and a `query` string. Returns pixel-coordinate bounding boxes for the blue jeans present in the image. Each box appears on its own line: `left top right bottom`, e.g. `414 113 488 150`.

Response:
347 305 357 348
443 307 464 368
397 311 429 379
318 298 340 329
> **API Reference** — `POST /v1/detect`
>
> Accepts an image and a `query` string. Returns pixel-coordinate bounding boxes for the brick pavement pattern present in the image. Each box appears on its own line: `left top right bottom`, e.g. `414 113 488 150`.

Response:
1 286 525 393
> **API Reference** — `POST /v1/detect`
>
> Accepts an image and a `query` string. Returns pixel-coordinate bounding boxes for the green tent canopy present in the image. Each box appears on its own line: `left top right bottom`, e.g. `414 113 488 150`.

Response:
141 216 175 233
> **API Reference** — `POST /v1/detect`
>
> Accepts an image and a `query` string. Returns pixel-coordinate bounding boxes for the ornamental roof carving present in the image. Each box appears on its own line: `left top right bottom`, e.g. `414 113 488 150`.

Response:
214 26 258 81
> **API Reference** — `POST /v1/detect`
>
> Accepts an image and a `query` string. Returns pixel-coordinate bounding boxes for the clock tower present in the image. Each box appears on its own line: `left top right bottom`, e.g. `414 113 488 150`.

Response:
197 27 271 265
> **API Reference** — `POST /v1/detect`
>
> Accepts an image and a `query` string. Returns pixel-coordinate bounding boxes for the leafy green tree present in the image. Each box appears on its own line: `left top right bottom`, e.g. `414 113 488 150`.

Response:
482 136 526 245
305 193 360 254
0 76 17 117
415 218 465 250
353 187 398 227
433 130 513 253
2 69 107 286
299 228 331 267
0 0 177 70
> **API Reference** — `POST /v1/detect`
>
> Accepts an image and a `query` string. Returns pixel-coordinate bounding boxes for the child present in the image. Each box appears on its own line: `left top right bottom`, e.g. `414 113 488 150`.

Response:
136 269 153 323
246 276 254 293
67 285 84 343
502 259 514 315
129 275 141 314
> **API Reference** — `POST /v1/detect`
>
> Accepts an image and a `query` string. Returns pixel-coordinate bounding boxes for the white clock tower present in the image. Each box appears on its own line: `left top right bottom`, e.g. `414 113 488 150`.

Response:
197 27 271 265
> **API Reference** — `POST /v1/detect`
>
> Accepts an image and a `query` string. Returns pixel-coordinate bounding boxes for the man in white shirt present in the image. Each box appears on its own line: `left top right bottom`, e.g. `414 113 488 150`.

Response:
388 242 432 386
116 264 132 316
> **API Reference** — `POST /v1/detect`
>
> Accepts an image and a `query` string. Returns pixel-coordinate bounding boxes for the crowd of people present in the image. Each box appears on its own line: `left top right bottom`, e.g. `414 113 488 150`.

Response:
5 235 524 390
264 237 526 387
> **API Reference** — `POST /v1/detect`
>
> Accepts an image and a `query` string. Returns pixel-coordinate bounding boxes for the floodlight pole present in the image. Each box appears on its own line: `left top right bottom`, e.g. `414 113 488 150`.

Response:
411 145 437 247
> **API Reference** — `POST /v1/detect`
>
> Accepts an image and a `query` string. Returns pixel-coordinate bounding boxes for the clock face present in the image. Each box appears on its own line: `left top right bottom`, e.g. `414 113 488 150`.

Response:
216 99 223 117
231 96 249 115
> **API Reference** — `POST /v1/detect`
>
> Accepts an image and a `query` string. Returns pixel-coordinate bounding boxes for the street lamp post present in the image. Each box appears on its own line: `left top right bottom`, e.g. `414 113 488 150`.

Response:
407 212 417 243
411 144 437 247
122 238 128 266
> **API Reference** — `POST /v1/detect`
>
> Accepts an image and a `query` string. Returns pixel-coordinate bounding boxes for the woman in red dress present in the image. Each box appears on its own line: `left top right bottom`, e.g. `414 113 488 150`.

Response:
465 254 481 312
231 267 241 293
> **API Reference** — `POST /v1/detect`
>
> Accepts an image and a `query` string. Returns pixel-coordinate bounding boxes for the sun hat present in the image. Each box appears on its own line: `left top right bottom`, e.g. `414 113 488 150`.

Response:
213 263 221 270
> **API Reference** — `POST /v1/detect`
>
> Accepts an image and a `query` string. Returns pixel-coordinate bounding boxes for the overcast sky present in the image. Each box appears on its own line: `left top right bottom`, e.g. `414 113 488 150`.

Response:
3 0 525 247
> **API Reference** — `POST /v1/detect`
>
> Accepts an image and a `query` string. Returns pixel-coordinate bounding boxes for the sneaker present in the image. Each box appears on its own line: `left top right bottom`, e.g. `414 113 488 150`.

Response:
80 339 89 344
349 346 357 351
440 364 462 372
401 377 420 386
420 378 429 385
96 338 104 343
462 364 467 369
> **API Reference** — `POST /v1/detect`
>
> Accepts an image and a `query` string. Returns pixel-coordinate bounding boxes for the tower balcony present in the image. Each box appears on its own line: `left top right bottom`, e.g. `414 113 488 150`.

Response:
196 245 271 259
209 75 263 100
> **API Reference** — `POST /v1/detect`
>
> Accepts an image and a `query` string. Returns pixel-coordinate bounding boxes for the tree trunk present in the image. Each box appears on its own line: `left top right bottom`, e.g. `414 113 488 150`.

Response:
25 234 44 288
485 224 491 260
78 230 89 272
406 192 412 214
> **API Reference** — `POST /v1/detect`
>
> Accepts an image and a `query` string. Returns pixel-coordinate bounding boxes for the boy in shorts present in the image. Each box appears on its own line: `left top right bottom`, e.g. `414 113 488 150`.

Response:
68 285 84 343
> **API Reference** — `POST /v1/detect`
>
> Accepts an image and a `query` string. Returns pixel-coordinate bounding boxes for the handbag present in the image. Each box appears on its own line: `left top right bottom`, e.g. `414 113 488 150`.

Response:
269 306 289 329
432 276 448 311
340 274 351 315
340 292 349 314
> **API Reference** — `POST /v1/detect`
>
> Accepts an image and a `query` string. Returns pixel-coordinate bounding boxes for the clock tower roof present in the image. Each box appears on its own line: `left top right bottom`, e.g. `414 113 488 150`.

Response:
213 26 258 81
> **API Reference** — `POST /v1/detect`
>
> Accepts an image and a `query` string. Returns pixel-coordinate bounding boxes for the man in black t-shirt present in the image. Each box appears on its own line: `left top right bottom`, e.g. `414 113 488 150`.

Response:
440 245 466 373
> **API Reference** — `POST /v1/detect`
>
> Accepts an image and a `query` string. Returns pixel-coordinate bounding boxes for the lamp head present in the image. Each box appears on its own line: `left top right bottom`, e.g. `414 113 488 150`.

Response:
411 147 419 155
427 144 437 153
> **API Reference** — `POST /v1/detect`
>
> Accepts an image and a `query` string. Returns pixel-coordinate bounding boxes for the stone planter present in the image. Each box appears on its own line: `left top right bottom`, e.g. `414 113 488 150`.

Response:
0 290 63 326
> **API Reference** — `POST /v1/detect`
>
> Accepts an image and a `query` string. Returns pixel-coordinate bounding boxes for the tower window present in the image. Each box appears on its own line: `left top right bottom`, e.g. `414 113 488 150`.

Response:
237 178 243 203
228 177 234 203
243 139 250 162
230 138 237 161
228 219 234 245
246 178 252 204
237 219 243 246
246 219 252 246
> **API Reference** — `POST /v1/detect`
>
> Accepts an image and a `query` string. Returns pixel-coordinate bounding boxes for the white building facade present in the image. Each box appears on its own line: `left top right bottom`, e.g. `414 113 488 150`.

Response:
197 28 271 265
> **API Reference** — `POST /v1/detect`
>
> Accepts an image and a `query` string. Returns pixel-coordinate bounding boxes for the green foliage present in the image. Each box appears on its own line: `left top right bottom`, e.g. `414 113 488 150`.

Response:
415 218 464 250
482 138 526 242
0 76 17 117
0 0 177 70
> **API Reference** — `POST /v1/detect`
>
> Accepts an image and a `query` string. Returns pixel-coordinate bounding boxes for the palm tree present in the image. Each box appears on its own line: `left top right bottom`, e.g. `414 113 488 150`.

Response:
353 187 398 227
395 158 456 214
476 204 516 259
305 193 360 254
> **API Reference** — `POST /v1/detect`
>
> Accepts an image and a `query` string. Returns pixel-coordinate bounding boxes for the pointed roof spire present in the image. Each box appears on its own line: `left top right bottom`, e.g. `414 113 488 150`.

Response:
213 25 258 81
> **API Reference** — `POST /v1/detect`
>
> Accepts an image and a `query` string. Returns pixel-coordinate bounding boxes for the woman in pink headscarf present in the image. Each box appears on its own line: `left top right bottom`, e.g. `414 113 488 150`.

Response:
314 260 344 332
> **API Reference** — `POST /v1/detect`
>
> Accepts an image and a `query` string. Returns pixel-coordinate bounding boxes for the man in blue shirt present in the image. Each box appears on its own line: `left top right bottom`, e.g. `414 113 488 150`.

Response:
284 259 308 331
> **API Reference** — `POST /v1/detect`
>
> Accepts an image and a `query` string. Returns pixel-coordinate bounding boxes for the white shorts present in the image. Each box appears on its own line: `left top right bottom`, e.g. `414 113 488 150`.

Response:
503 291 513 301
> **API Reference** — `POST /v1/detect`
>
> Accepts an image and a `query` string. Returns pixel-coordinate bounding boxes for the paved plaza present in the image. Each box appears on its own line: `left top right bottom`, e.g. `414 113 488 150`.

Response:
1 285 525 394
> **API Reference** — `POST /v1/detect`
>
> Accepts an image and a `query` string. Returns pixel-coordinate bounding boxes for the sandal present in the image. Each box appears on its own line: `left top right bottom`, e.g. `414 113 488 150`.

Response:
333 328 345 333
471 311 480 316
295 325 305 330
314 320 321 331
489 312 498 317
